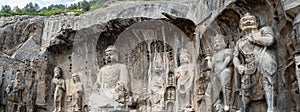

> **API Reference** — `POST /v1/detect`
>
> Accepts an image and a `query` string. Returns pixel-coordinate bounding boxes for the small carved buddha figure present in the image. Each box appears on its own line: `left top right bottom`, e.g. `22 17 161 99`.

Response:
168 72 175 85
233 13 277 112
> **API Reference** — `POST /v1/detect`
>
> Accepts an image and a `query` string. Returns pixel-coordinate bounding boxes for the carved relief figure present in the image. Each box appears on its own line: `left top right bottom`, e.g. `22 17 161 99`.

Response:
195 76 207 112
233 13 277 112
6 71 25 112
293 13 300 93
115 81 129 104
175 49 194 111
168 72 175 85
211 34 233 111
292 13 300 111
205 35 233 112
148 52 165 111
290 73 300 111
166 102 175 112
166 87 175 100
95 45 130 107
72 74 83 112
52 67 65 112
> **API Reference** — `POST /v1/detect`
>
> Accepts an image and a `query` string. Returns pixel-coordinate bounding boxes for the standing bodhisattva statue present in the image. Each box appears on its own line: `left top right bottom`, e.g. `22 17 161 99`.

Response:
52 67 65 112
175 49 195 111
72 74 83 112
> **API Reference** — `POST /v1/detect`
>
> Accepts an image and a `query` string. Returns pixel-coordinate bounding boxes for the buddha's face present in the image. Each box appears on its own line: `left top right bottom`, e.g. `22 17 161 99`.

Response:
240 13 258 33
105 51 118 64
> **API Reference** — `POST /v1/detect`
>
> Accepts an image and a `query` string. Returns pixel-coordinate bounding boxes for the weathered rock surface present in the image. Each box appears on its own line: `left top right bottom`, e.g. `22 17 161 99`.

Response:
0 15 44 56
0 0 300 112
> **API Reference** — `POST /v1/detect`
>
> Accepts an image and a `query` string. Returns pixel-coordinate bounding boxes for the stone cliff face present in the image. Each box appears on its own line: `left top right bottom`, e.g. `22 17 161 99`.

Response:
0 0 300 112
0 0 231 58
0 16 44 57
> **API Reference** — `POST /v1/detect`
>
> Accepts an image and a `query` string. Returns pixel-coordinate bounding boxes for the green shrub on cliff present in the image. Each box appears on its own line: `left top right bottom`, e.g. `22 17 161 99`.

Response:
0 1 87 17
0 0 171 17
37 8 82 16
1 5 11 13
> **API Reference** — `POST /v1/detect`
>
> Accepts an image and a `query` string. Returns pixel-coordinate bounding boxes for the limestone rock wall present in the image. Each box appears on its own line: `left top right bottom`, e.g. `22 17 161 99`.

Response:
0 0 299 112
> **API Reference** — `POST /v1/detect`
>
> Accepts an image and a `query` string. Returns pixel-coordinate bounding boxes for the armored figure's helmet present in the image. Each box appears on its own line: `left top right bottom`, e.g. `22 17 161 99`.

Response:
240 13 258 32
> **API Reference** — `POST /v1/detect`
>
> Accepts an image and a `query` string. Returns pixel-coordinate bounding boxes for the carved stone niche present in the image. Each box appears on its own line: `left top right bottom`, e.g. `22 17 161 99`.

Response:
90 19 197 112
127 40 174 95
196 0 287 112
165 86 176 112
167 71 175 86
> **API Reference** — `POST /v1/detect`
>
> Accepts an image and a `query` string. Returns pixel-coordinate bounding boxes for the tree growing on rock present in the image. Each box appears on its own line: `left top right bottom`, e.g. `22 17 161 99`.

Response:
1 5 11 13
